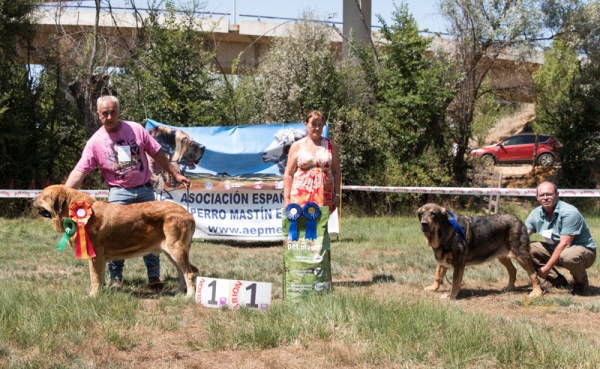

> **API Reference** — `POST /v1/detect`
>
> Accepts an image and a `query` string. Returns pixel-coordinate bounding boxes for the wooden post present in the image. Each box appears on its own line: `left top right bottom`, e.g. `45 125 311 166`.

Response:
494 174 502 214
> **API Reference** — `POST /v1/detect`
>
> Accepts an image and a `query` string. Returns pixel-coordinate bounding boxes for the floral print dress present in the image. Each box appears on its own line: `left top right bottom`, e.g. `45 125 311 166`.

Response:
290 137 335 212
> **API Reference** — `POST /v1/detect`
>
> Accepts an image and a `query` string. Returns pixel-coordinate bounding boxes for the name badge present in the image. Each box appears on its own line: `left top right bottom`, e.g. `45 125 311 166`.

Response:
540 229 554 245
117 146 131 162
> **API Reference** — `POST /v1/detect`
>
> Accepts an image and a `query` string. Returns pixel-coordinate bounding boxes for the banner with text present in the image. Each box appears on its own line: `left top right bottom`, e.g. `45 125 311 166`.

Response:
146 119 329 241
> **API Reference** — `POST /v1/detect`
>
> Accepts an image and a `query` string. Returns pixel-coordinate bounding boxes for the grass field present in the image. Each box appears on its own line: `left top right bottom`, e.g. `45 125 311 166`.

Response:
1 211 600 368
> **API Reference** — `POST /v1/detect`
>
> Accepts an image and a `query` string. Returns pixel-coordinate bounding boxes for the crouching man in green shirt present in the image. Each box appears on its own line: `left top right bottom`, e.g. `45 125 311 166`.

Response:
525 181 597 295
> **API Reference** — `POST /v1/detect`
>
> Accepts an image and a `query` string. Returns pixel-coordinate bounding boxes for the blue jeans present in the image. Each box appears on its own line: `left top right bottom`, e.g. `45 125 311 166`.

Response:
107 185 160 281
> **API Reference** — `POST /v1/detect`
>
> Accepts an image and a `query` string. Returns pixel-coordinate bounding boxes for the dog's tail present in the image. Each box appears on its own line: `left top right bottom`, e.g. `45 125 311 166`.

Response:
190 264 200 274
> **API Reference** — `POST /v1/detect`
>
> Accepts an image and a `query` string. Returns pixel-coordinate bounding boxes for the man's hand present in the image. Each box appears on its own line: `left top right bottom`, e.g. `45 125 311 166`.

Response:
151 150 190 187
539 235 573 279
175 173 190 187
536 266 550 279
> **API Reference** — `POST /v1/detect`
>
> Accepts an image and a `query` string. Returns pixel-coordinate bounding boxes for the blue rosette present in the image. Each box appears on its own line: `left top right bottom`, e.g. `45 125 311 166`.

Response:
303 202 321 240
285 203 303 241
446 210 466 242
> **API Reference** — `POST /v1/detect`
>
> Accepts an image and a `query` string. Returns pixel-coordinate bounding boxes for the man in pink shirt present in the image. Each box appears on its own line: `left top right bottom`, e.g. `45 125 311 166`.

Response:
65 95 190 290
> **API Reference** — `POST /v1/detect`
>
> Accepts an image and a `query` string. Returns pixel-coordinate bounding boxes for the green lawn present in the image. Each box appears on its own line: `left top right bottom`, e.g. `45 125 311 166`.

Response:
1 214 599 368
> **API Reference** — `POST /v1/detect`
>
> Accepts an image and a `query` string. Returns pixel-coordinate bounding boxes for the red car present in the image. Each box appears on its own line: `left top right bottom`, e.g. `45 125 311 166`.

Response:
469 133 561 166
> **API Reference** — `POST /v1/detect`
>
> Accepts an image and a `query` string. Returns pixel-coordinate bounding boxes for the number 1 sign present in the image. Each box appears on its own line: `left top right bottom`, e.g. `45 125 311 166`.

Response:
196 277 271 310
196 277 230 308
230 280 271 310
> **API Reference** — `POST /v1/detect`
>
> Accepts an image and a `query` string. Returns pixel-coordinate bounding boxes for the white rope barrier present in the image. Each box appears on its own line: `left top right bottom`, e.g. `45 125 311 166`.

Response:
340 186 600 197
3 187 600 198
0 190 110 198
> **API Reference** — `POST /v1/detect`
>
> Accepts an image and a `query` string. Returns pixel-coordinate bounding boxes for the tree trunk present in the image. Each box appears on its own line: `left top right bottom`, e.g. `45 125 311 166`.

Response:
68 74 114 137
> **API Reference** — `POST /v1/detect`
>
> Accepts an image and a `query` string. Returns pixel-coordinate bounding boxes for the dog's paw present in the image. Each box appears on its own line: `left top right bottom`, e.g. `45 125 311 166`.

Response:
528 289 543 298
441 292 459 299
500 285 516 293
424 284 439 292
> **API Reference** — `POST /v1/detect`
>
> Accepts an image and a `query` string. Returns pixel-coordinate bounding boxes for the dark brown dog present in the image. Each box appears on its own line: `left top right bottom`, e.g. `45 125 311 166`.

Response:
417 203 542 299
33 185 199 297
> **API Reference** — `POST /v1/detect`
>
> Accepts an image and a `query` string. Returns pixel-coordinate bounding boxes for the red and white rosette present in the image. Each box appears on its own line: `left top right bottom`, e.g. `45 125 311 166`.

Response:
68 201 96 259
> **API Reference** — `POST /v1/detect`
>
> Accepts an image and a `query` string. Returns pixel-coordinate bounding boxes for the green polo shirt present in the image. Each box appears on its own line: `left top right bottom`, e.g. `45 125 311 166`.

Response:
525 200 597 250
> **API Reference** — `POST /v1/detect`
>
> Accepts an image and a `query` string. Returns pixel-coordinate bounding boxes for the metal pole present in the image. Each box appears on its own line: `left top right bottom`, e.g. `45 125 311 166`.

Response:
232 0 236 25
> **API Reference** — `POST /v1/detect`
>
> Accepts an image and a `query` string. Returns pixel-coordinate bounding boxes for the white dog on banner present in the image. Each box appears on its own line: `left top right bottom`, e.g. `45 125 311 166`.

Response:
262 128 307 174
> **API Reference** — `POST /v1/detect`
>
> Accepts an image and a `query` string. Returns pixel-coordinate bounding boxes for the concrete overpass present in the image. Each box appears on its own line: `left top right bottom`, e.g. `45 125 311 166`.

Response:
32 1 539 102
32 0 373 74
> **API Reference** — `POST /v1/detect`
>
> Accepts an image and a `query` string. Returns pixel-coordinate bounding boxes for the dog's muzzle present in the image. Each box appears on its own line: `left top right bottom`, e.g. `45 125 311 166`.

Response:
183 142 205 169
420 221 432 237
189 142 205 159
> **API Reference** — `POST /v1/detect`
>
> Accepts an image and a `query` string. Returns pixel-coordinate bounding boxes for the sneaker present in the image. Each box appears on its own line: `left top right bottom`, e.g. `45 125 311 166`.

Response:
570 280 589 296
541 275 569 290
148 277 164 289
110 279 122 289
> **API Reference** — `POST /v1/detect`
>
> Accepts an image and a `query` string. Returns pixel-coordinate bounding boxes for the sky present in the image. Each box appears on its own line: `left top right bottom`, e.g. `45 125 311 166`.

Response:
201 0 445 33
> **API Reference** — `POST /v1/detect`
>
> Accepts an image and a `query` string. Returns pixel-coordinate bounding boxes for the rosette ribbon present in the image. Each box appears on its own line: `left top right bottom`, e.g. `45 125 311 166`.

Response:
56 218 76 251
303 202 321 240
68 201 96 259
446 210 466 243
285 203 303 241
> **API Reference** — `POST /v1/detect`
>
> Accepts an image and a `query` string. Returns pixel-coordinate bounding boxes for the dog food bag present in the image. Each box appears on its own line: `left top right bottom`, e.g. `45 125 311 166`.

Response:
282 205 331 302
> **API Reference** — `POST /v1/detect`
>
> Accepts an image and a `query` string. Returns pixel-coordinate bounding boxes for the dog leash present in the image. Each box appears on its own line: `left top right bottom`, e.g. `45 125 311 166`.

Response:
173 182 191 212
185 183 190 212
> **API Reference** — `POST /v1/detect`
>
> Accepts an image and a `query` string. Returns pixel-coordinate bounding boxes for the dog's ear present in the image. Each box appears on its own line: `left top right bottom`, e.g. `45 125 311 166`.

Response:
172 130 191 162
49 187 69 232
53 191 66 216
439 207 452 224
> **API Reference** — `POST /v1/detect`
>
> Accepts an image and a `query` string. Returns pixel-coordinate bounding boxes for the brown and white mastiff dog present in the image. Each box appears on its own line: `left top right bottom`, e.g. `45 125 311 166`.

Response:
417 203 543 299
33 185 199 297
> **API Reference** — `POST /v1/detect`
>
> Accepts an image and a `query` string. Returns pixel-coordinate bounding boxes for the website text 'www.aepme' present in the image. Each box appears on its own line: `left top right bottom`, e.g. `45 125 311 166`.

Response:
207 225 282 237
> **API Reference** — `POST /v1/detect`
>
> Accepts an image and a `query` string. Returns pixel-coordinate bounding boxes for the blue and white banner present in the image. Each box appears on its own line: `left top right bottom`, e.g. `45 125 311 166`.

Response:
145 119 329 241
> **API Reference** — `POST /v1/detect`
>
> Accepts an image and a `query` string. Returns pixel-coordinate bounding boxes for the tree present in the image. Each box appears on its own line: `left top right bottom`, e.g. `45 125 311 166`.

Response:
375 4 456 165
0 0 37 63
0 0 91 216
533 1 600 187
439 0 553 181
330 4 457 213
233 14 342 124
0 0 40 190
63 0 113 137
112 1 220 127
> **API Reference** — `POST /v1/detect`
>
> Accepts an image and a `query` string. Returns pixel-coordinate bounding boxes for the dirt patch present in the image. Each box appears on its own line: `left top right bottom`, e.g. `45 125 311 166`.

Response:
483 104 535 145
479 165 557 188
337 274 600 347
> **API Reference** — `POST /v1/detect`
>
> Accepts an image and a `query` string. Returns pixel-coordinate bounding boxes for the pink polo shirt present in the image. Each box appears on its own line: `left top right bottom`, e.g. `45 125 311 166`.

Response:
74 120 161 188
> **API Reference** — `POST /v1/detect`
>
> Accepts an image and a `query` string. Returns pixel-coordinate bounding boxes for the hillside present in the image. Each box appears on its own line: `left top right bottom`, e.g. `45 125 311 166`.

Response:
471 103 559 188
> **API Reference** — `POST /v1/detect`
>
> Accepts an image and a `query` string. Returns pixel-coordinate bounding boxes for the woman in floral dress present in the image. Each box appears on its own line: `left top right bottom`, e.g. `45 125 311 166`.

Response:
283 110 341 213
